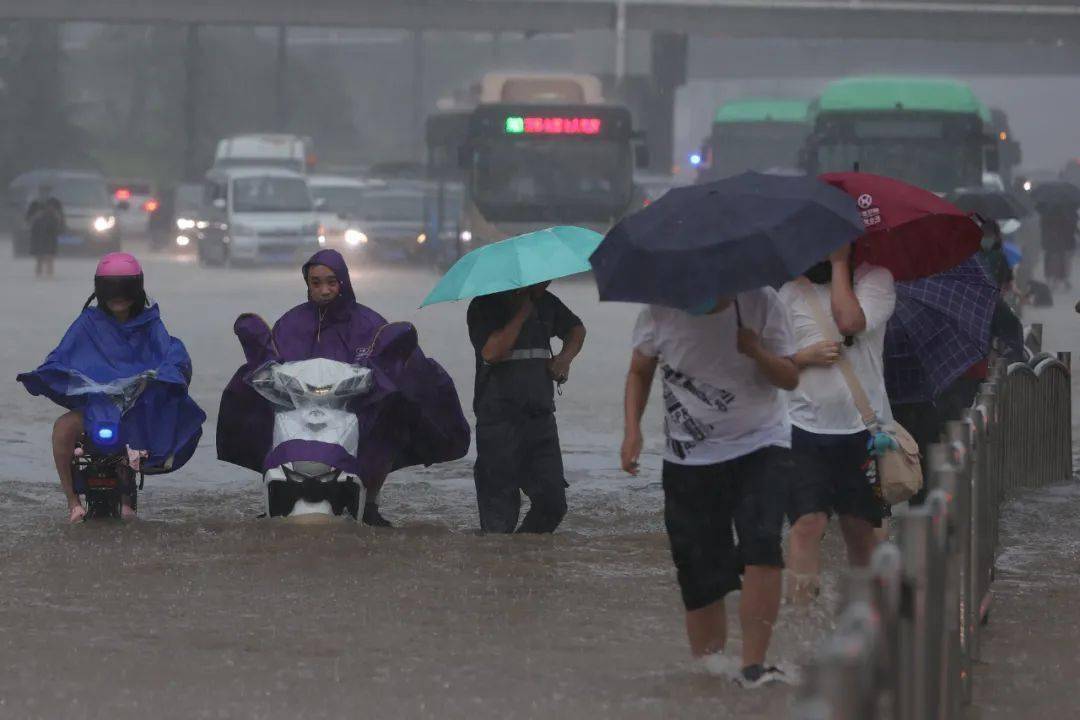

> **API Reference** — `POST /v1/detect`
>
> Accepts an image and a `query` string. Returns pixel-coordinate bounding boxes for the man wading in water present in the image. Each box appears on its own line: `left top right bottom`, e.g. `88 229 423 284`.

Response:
467 281 586 533
620 290 799 688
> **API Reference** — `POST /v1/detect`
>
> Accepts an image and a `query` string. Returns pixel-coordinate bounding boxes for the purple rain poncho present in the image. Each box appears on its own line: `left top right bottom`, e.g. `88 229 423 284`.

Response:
216 249 470 480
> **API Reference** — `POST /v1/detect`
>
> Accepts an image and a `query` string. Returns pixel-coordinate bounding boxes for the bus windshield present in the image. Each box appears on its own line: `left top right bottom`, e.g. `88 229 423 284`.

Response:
472 139 631 220
707 123 808 179
814 139 982 193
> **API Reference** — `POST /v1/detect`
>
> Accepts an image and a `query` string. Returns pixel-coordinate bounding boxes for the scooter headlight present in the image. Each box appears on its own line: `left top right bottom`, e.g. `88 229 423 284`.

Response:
92 422 120 446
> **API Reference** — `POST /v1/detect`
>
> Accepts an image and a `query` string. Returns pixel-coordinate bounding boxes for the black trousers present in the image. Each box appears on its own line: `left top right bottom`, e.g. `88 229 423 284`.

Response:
474 411 567 534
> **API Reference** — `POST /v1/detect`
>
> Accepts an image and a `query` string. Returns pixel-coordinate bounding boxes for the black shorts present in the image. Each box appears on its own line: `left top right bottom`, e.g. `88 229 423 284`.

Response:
787 427 889 527
662 446 790 612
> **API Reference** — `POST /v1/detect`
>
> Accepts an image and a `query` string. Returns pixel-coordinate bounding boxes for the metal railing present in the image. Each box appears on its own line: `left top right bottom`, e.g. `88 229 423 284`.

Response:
792 330 1073 720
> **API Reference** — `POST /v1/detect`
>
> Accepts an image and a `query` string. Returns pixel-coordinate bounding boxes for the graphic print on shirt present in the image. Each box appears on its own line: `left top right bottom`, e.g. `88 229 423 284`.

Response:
660 364 736 460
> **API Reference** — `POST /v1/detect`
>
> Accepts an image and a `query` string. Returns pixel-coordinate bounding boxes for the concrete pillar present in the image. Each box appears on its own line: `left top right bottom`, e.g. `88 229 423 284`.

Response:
183 24 201 181
412 29 425 162
275 25 289 131
648 31 688 175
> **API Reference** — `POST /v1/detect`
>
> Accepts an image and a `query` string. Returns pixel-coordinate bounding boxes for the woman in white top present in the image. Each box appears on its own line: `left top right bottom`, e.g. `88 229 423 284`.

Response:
778 244 896 603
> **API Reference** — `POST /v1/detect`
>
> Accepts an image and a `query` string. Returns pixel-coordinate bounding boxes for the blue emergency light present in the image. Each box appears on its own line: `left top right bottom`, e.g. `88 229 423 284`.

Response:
689 153 702 167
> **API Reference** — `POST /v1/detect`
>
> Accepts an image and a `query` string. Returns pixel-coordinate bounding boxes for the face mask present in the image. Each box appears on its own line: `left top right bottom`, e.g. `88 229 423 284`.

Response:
805 261 832 285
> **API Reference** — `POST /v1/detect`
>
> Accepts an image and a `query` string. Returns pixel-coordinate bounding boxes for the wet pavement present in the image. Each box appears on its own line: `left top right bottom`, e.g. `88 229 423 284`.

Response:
0 242 1077 718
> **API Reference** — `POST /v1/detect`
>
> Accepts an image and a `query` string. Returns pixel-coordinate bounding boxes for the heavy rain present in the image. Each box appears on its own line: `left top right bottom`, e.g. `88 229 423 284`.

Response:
1 3 1080 719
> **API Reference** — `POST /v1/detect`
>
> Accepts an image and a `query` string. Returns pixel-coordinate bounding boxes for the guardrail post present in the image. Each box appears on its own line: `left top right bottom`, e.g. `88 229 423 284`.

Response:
945 420 975 705
928 445 963 718
897 507 932 720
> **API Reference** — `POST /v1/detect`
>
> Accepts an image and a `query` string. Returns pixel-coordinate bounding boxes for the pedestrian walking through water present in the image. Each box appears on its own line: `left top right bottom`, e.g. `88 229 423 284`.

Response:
780 244 896 603
468 281 586 533
28 188 64 278
621 290 799 688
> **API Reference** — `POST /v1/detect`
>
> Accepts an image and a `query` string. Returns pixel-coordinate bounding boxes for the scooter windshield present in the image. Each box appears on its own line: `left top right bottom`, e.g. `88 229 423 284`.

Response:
64 370 156 415
249 359 373 411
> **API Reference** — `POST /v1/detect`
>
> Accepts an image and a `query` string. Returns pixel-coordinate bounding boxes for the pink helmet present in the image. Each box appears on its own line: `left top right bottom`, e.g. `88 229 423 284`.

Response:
95 252 142 277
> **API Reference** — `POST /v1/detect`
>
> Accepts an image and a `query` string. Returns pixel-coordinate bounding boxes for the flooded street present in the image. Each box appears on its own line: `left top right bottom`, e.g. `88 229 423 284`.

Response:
1 243 1077 718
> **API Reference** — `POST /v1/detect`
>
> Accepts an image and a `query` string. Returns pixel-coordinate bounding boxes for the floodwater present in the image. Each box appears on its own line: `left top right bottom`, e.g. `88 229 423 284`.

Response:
0 241 1076 719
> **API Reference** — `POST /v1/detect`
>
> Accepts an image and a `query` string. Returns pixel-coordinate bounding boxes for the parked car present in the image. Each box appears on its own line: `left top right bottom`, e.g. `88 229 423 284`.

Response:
197 168 321 266
9 169 121 257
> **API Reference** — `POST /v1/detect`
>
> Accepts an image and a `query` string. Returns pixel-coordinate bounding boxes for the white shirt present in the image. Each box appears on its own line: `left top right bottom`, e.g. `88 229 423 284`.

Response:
632 288 796 465
779 265 896 435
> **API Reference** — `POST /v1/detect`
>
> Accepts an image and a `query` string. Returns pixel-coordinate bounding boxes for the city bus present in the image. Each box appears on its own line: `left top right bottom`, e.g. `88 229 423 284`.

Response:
695 99 811 182
446 73 646 251
801 76 1000 193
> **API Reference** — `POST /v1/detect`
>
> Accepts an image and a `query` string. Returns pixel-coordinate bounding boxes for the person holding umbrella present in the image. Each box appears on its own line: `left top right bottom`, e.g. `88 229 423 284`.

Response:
779 244 896 601
422 226 596 534
782 172 983 599
596 172 865 687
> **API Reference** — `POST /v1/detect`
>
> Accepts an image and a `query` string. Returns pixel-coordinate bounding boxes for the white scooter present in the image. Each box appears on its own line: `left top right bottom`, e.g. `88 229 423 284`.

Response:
249 358 373 521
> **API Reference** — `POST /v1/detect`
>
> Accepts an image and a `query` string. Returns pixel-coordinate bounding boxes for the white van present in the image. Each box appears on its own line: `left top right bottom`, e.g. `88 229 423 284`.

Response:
213 134 313 175
198 168 321 266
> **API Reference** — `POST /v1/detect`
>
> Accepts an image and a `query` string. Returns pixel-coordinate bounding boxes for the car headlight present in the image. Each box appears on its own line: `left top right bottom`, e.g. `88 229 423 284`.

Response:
416 233 427 245
93 215 116 234
176 217 196 230
175 235 191 247
459 229 473 243
195 220 209 230
344 228 368 247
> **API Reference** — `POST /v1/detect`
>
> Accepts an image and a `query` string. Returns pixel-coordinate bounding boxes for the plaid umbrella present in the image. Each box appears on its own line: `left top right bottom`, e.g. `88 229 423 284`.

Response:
884 258 998 404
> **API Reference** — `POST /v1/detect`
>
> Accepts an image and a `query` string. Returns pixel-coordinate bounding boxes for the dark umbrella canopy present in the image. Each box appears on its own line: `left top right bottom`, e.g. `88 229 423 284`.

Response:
884 258 998 404
822 172 982 282
1031 181 1080 208
947 189 1030 221
590 172 863 309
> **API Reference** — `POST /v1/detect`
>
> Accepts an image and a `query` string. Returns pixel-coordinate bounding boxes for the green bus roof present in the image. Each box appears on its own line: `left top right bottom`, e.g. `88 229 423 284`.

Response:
714 99 810 124
816 76 991 122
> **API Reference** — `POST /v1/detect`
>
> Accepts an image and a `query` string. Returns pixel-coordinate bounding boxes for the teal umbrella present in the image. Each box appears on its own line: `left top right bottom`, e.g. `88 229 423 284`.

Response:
420 226 603 307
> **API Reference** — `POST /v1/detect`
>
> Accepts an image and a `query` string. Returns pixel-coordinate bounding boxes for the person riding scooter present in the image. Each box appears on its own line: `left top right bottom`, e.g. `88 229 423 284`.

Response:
216 248 470 525
17 253 206 522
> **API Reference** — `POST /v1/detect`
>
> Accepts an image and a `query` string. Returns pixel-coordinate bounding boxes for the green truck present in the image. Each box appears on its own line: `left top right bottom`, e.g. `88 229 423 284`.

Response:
801 76 1006 193
696 98 811 182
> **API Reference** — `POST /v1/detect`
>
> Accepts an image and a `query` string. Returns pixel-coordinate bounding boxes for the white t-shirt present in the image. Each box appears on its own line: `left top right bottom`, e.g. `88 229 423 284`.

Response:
632 288 796 466
779 265 896 435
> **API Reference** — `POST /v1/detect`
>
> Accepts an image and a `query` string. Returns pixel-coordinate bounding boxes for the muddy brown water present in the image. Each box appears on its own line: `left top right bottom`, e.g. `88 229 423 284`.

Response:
1 244 1077 718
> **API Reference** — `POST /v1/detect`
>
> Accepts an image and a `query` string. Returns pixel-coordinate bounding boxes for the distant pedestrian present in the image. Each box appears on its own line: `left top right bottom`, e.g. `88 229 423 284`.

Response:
780 245 896 604
28 188 63 278
468 282 586 534
621 289 799 688
1038 203 1077 291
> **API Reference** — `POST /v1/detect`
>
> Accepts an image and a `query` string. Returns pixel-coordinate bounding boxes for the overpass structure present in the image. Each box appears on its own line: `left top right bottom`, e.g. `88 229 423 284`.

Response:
2 0 1080 42
7 0 1077 177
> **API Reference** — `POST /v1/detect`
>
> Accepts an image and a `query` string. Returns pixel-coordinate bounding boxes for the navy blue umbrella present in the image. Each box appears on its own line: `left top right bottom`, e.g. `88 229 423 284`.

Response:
884 258 998 404
590 172 864 309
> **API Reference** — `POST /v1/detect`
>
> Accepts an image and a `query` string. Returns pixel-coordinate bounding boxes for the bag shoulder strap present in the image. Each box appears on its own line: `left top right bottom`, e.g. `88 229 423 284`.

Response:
795 278 878 431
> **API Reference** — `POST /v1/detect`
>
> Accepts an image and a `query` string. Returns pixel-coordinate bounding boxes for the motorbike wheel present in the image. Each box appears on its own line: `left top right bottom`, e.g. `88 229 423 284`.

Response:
85 489 122 520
